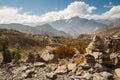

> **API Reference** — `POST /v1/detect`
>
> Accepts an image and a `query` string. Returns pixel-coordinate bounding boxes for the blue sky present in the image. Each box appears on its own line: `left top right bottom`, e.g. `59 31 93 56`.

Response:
0 0 120 15
0 0 120 24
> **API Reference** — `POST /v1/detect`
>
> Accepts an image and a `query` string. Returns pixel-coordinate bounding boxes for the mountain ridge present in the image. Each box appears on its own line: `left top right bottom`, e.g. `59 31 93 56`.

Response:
91 20 120 37
0 23 71 37
50 16 107 36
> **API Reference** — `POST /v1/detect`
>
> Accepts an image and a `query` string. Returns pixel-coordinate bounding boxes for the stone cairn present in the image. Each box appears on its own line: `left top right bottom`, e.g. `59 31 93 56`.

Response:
86 35 105 54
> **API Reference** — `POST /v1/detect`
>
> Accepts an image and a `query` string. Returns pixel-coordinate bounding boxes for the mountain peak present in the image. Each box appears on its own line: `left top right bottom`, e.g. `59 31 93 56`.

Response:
50 17 106 36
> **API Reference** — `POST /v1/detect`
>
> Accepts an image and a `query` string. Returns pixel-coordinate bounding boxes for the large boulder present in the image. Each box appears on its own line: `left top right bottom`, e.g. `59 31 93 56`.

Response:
40 50 56 62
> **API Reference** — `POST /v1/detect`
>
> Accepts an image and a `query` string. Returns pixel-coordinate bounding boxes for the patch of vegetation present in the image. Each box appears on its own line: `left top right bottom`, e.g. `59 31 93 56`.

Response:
0 35 11 62
0 35 24 63
55 45 76 58
57 37 90 54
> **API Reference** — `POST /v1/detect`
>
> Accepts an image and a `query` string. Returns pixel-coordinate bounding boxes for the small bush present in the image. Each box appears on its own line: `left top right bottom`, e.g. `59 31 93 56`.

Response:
11 50 21 61
11 43 21 61
20 53 27 59
3 49 12 63
0 35 12 62
55 45 75 59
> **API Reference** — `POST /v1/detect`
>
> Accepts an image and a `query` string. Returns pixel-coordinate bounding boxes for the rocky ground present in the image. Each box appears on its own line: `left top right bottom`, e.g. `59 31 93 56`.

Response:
0 35 120 80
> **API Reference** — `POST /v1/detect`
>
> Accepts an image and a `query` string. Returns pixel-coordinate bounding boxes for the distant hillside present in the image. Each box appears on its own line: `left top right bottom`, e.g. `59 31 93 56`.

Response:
50 16 106 36
91 20 120 37
0 29 47 50
0 23 71 37
36 24 70 37
0 29 90 53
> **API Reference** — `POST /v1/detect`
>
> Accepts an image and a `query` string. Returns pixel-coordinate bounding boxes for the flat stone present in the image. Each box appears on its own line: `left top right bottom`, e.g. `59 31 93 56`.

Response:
93 73 105 80
34 62 46 67
83 72 92 80
54 65 67 74
100 72 112 79
12 65 27 74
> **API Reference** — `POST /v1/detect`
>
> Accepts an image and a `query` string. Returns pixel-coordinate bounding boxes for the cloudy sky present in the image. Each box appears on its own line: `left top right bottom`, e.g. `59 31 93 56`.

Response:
0 0 120 25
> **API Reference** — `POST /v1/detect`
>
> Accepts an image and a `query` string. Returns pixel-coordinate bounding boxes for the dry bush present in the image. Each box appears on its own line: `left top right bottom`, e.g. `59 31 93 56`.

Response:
57 37 90 54
55 45 76 59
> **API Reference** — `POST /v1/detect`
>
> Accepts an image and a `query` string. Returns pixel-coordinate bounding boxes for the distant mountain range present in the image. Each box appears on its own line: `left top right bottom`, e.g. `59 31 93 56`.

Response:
91 20 120 37
0 16 119 37
0 23 71 37
50 16 107 36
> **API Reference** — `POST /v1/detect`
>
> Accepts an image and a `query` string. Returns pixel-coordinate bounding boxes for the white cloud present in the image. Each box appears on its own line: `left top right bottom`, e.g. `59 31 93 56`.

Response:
42 1 96 20
89 6 120 19
0 6 42 24
0 1 120 25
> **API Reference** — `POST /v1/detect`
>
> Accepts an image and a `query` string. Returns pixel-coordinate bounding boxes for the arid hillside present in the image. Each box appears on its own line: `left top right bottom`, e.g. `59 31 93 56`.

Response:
0 28 90 53
0 29 48 51
91 20 120 37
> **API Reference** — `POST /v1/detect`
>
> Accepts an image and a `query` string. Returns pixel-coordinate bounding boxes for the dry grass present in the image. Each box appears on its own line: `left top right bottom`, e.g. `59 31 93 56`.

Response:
57 37 90 54
55 45 76 59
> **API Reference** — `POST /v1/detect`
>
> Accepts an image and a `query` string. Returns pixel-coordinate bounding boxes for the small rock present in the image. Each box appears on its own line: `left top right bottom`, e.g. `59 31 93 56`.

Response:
68 63 77 73
92 52 103 59
54 65 67 74
83 72 92 80
45 72 57 79
94 63 108 72
93 73 105 80
46 63 58 72
12 65 27 74
21 73 28 78
25 68 34 74
93 72 113 80
34 62 46 67
100 72 112 79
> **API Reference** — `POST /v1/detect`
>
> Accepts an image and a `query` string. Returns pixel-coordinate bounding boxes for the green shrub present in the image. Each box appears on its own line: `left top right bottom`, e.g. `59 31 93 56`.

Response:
20 53 27 59
0 35 11 62
11 43 21 61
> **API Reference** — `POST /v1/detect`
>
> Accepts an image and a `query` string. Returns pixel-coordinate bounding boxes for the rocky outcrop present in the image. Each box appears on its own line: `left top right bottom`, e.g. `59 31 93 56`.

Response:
86 35 105 53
